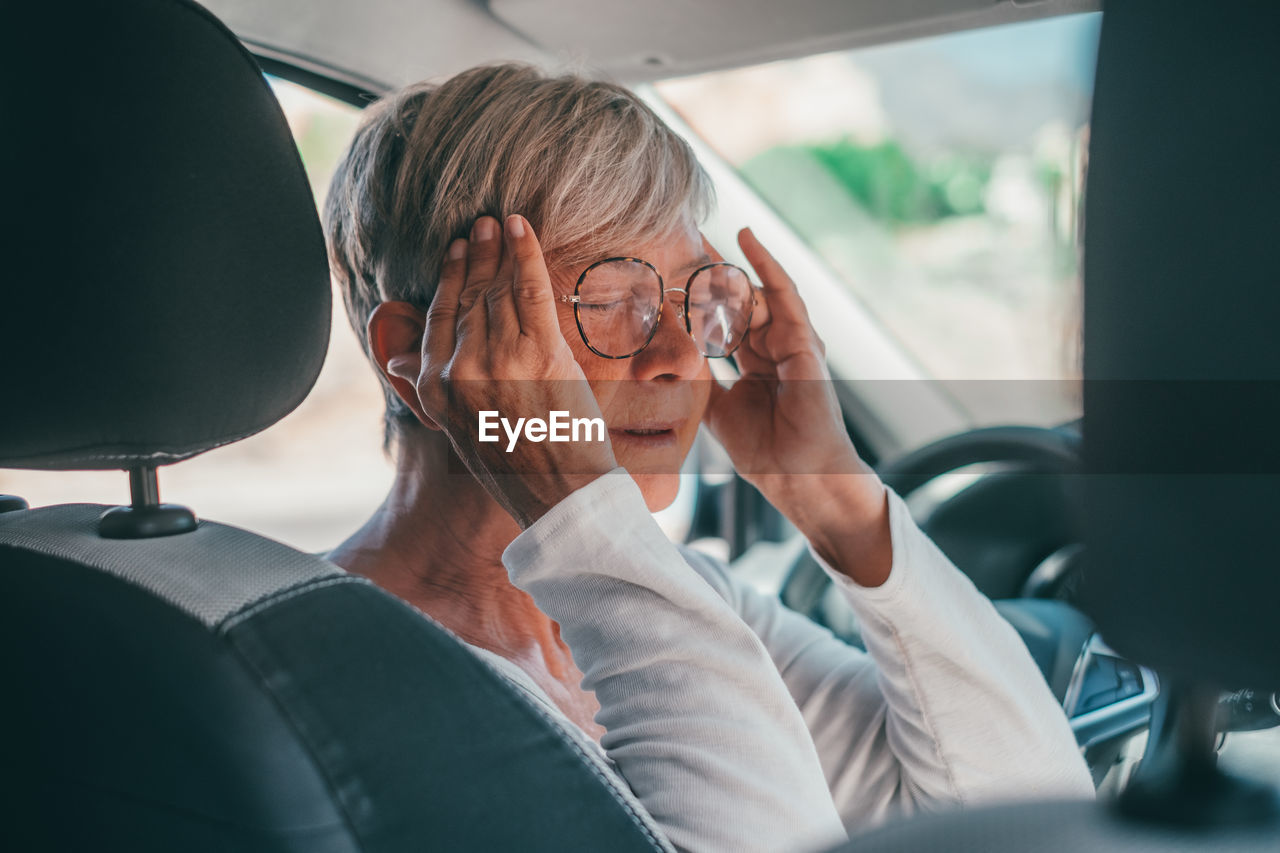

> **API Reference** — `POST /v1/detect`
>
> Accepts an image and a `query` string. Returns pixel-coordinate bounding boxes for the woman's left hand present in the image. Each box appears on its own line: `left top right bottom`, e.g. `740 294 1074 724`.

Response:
704 228 892 585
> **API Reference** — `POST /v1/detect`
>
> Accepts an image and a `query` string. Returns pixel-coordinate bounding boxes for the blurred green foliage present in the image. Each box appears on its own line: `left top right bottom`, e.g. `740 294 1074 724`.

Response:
746 138 992 225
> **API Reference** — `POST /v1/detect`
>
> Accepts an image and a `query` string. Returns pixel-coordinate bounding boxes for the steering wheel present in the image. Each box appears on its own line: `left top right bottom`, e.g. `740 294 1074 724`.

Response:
877 424 1081 496
881 424 1086 603
782 423 1084 619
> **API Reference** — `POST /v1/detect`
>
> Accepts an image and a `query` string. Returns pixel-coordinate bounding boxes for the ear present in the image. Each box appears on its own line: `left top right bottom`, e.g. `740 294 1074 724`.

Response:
367 301 442 431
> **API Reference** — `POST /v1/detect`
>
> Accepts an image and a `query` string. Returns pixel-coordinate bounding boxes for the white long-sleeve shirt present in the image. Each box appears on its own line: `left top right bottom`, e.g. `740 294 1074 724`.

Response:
470 469 1093 853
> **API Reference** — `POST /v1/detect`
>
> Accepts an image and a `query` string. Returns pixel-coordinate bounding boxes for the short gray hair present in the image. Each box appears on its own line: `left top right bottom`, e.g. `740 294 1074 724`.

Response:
323 62 715 447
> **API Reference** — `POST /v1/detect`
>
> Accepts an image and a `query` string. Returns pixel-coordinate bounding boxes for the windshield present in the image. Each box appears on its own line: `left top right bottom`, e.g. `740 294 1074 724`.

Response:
655 13 1102 428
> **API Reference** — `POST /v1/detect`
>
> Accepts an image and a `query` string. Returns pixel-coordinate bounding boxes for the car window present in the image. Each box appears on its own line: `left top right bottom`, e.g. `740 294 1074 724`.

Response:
655 13 1101 428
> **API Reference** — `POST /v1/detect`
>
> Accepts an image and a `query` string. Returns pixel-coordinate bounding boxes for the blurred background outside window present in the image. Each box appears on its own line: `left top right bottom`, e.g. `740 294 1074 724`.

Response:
656 12 1100 427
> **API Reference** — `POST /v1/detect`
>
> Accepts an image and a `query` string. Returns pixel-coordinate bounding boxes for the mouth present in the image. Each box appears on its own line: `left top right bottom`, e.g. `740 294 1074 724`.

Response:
610 420 684 448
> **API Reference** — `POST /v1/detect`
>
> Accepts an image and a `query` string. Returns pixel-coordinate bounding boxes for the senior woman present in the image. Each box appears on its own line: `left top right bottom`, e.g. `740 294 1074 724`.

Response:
322 63 1092 852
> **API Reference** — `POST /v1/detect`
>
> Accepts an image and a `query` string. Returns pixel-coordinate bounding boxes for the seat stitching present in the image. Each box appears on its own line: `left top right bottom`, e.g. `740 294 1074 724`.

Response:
218 575 372 633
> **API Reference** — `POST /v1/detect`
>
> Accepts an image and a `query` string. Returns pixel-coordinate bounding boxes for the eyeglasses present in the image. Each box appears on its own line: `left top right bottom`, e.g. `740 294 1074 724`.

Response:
559 257 756 359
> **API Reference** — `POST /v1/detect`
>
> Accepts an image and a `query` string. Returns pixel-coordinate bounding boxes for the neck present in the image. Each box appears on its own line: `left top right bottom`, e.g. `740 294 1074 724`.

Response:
328 429 577 680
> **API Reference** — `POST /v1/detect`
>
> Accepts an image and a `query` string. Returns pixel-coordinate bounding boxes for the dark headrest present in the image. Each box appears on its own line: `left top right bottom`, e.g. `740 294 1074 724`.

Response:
0 0 330 470
1081 3 1280 688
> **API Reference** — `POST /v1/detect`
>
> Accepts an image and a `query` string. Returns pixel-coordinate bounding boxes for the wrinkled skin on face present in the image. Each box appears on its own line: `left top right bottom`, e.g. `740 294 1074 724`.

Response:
547 218 713 512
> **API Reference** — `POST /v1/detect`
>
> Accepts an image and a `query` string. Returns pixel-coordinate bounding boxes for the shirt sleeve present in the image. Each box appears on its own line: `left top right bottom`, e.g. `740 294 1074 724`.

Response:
501 469 848 853
681 485 1096 831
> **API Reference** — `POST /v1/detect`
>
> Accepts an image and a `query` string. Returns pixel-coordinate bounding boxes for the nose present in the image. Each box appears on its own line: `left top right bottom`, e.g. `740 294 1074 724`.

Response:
631 287 702 380
664 287 690 323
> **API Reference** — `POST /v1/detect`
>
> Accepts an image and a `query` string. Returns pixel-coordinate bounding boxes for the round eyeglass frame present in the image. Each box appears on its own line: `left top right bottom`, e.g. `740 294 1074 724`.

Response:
559 257 757 360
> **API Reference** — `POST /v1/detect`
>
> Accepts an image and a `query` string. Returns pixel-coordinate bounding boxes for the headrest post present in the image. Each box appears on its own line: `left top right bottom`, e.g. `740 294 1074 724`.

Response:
129 465 161 508
0 495 29 513
1118 680 1280 829
98 465 198 540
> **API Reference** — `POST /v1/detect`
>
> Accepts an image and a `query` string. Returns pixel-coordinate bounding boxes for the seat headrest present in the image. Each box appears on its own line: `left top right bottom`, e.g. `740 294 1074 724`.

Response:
0 0 331 471
1081 3 1280 688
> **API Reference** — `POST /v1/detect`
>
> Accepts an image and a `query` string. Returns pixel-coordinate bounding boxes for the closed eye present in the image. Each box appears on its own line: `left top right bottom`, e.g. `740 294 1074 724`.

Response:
579 300 625 312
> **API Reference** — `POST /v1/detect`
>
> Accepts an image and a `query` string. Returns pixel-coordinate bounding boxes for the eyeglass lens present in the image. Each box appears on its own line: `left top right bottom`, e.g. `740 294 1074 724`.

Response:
687 264 752 358
574 259 663 358
575 260 752 358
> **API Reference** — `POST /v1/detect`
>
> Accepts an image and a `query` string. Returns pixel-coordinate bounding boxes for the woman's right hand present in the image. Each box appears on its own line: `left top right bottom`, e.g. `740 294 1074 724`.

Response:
703 228 892 586
385 214 618 527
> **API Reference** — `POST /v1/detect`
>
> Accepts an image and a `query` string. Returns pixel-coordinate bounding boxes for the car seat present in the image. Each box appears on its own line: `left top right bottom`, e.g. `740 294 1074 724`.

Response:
0 1 669 850
834 2 1280 850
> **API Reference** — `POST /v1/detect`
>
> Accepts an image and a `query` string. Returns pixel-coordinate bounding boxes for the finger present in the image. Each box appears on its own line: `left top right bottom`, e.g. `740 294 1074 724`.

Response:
424 237 469 363
457 279 490 352
458 216 503 313
738 227 812 329
504 214 559 339
485 225 521 337
747 285 770 331
732 325 777 378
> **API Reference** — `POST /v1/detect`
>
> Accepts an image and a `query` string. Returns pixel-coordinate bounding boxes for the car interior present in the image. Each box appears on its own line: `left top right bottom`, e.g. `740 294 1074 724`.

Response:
2 0 1277 850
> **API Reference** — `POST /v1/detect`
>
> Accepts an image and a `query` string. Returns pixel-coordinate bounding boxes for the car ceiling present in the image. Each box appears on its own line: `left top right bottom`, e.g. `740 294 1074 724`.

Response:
205 0 1100 96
